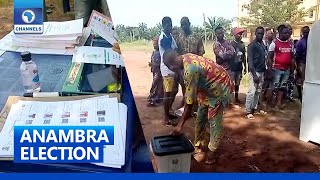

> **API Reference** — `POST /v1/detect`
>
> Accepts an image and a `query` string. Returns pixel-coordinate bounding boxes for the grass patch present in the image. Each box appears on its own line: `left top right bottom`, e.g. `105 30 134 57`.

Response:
120 40 153 52
0 0 11 6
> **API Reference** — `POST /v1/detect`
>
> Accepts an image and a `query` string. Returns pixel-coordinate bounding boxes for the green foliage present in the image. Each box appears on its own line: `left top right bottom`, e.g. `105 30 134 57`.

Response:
0 0 11 6
115 16 233 43
204 17 232 40
240 0 312 28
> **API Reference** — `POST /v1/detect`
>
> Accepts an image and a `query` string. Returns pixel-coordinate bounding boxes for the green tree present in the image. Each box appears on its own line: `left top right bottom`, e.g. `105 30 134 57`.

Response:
138 22 148 40
240 0 312 29
205 16 232 40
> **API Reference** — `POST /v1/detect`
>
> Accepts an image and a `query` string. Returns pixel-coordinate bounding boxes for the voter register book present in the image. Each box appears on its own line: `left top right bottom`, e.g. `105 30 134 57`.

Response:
0 95 127 168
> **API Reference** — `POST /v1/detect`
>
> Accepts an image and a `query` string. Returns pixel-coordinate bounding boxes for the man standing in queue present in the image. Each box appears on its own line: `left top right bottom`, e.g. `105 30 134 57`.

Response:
174 16 206 115
245 27 267 119
266 25 294 109
164 51 233 164
159 17 179 126
230 28 247 104
213 26 237 108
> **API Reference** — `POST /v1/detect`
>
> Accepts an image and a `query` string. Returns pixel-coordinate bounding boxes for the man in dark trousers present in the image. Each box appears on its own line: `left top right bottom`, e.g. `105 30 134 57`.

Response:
230 28 247 104
295 26 310 103
245 27 267 119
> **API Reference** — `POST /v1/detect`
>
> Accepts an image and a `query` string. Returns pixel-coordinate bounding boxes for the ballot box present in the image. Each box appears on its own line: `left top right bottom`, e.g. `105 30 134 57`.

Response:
150 135 194 173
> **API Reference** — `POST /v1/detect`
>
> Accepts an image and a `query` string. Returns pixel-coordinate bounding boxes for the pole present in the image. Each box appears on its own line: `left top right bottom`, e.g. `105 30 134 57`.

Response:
203 13 207 46
316 0 320 21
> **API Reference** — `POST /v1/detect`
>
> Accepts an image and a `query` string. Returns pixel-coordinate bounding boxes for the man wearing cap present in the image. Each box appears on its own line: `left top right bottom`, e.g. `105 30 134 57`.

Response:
230 28 247 104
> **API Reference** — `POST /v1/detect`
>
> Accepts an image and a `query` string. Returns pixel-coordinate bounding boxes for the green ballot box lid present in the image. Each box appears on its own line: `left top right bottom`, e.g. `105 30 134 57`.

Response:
151 135 194 156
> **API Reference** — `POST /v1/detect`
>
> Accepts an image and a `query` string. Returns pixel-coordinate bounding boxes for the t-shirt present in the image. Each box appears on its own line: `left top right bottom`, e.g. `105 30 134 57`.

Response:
295 37 308 64
269 38 293 70
159 31 178 77
176 29 205 56
182 53 233 107
230 40 246 72
213 40 235 70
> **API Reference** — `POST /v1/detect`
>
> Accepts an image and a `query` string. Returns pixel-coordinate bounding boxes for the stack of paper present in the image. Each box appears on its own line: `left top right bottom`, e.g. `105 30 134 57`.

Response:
0 19 91 55
12 19 83 50
0 96 127 168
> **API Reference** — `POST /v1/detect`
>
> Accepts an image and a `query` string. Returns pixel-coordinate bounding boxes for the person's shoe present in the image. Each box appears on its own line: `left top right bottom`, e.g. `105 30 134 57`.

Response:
147 101 156 107
245 113 255 120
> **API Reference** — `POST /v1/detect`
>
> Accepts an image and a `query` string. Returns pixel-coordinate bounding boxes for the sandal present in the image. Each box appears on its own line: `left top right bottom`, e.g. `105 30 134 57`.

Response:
163 120 177 127
193 149 206 163
258 110 267 115
245 113 255 120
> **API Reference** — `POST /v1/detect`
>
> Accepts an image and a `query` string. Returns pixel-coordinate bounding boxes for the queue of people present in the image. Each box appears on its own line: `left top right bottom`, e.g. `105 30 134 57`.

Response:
147 16 309 164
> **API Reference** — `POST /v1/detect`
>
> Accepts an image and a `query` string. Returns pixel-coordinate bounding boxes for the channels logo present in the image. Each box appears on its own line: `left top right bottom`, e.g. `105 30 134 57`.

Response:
22 9 36 24
14 0 44 34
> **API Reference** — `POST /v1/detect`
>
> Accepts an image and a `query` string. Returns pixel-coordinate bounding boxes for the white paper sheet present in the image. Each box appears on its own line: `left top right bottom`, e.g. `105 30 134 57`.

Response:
0 32 74 55
0 95 127 167
14 19 84 37
87 10 117 45
72 46 124 66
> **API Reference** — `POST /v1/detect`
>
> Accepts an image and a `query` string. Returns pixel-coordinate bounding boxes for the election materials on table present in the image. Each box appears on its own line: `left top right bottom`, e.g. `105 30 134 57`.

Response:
0 19 85 55
87 10 117 46
72 46 124 66
0 96 127 168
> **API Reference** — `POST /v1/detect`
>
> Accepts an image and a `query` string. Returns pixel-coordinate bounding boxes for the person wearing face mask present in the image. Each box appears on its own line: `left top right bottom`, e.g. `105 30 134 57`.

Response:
295 26 310 103
163 50 233 165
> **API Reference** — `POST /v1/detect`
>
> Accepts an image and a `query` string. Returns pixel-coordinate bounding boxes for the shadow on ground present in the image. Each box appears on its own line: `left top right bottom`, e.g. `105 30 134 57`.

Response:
133 93 320 172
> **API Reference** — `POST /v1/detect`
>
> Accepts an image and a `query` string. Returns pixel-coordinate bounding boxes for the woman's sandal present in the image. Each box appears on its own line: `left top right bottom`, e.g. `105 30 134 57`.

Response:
193 149 206 163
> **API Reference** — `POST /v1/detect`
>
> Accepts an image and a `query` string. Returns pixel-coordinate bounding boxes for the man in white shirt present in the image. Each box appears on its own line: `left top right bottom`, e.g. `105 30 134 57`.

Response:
158 16 179 126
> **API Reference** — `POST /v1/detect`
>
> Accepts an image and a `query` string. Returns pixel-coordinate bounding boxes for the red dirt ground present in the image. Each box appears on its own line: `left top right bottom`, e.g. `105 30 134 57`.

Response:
1 2 320 173
123 50 320 172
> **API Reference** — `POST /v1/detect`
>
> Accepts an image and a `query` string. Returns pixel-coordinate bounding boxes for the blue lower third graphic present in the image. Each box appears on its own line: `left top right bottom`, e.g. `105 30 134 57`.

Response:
14 126 114 163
